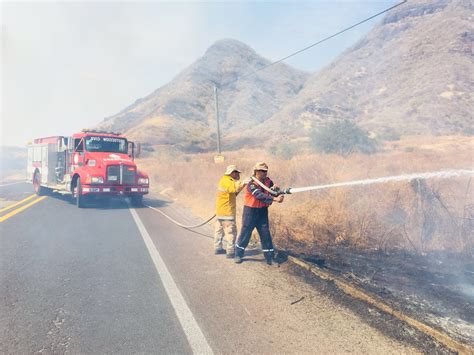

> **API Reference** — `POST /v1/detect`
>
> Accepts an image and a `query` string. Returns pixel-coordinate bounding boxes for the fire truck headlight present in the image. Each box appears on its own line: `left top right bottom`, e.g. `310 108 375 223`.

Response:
90 176 104 184
138 177 149 185
87 159 96 167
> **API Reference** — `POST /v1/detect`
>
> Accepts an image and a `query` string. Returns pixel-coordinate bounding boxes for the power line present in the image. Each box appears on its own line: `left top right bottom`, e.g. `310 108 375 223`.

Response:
220 0 407 88
211 0 407 155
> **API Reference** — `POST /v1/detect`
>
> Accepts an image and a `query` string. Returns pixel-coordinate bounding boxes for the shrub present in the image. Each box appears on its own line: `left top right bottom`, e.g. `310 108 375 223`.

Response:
310 119 378 156
462 125 474 136
266 143 297 160
379 129 401 141
141 143 155 152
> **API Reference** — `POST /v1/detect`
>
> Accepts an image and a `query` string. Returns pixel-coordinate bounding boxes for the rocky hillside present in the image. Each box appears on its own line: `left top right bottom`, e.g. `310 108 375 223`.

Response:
97 0 473 151
96 39 309 151
259 0 473 141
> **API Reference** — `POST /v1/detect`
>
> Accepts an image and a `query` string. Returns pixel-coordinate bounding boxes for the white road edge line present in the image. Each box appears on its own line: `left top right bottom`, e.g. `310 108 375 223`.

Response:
129 207 213 355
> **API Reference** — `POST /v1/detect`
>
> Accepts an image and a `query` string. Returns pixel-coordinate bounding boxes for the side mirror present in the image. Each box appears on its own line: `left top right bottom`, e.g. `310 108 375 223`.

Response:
136 142 141 158
128 142 142 159
128 142 135 160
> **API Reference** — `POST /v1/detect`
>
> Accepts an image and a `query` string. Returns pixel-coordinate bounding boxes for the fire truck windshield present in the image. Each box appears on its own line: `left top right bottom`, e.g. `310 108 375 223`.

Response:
85 136 128 154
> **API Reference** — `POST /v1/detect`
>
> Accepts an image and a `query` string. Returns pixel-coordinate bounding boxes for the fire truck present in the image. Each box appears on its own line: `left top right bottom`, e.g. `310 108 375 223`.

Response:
27 130 149 208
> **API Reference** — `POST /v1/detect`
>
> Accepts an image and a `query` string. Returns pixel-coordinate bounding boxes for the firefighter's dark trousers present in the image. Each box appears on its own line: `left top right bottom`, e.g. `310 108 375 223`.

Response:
235 206 274 260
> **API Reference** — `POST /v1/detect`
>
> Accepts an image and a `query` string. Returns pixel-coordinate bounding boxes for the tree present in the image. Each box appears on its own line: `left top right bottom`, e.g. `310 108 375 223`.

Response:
266 142 297 160
310 119 378 156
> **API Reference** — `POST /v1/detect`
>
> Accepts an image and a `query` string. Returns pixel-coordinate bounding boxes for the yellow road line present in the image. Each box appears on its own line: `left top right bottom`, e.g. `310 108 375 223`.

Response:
0 194 37 213
0 196 47 223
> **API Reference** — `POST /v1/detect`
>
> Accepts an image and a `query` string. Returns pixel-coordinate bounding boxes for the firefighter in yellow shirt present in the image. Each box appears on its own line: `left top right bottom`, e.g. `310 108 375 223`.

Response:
214 165 247 258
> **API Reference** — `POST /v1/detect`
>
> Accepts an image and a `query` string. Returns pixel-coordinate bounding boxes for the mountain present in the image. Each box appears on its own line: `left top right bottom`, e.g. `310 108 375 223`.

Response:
97 0 473 151
96 39 309 151
259 0 473 140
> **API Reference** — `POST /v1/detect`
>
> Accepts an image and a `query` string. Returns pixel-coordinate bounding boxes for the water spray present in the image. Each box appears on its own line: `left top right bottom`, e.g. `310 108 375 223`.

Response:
251 169 474 196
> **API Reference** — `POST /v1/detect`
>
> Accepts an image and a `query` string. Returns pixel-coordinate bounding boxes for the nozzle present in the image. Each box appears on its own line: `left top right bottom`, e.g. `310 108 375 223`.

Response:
271 188 292 196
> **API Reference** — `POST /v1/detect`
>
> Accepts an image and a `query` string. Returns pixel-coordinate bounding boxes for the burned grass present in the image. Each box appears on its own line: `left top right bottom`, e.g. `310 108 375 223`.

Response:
291 247 474 347
282 259 456 354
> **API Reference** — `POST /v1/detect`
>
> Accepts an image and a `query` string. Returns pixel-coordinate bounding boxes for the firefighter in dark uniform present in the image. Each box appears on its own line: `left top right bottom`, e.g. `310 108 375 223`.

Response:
235 162 284 265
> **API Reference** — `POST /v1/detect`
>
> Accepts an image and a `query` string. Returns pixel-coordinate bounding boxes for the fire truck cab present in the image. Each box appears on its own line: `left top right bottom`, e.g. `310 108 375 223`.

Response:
27 130 149 208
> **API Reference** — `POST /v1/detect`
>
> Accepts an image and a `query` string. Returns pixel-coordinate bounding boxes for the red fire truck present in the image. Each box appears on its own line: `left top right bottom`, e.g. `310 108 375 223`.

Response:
27 130 149 208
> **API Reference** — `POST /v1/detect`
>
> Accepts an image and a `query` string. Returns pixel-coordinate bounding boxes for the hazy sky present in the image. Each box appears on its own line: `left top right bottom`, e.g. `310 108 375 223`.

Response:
1 0 394 147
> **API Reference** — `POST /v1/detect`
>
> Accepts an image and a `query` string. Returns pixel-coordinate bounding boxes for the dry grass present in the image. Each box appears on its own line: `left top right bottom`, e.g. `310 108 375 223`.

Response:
1 171 26 182
139 135 474 255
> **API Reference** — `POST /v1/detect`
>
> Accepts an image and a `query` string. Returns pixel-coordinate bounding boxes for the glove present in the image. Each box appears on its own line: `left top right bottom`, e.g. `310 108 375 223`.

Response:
274 195 284 203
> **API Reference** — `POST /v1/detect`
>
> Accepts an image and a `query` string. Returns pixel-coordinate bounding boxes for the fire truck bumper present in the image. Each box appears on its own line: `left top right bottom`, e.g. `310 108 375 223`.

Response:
81 185 149 195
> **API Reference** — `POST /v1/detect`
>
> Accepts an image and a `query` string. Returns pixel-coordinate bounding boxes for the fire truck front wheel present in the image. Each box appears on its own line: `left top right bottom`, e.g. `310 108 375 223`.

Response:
75 180 87 208
130 195 143 207
33 171 45 196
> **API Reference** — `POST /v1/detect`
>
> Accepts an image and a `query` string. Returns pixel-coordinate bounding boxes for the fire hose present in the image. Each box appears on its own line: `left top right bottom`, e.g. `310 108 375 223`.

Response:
146 169 474 230
144 176 279 231
145 204 215 229
250 176 291 196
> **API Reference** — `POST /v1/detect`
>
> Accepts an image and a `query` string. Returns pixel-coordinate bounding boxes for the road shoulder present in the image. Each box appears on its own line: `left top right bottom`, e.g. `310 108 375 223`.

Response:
137 196 422 354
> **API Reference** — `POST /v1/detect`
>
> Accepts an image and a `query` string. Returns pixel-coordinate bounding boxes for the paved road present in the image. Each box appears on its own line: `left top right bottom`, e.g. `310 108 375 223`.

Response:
0 182 418 354
1 183 192 353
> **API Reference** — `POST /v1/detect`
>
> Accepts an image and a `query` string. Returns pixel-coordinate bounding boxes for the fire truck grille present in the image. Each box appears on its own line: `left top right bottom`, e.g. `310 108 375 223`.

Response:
107 165 135 185
123 166 135 184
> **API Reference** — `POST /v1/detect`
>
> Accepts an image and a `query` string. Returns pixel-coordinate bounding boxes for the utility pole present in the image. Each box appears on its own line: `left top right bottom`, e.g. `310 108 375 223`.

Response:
213 84 224 163
214 85 221 154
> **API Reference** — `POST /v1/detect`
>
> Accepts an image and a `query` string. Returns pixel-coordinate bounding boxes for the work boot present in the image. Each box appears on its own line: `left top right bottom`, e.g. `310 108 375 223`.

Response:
214 248 225 255
235 247 244 263
264 251 273 265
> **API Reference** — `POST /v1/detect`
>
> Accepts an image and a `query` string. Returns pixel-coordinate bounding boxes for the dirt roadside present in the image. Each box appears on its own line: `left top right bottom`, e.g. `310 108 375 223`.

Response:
142 195 452 354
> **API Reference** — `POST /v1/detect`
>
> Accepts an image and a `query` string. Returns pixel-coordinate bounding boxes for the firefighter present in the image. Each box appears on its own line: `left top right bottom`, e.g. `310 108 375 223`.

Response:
235 162 284 265
214 164 247 258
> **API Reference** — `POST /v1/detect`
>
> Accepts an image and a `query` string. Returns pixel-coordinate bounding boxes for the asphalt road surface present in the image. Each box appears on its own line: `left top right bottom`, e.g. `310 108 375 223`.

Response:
1 182 419 354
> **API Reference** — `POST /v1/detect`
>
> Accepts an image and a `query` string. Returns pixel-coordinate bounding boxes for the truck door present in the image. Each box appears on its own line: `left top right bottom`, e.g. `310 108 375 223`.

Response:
72 138 85 170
